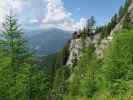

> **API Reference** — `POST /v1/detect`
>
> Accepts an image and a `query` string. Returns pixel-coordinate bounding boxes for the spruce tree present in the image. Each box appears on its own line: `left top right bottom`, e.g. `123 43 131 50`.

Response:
0 14 50 100
0 13 32 100
87 16 96 35
1 14 29 69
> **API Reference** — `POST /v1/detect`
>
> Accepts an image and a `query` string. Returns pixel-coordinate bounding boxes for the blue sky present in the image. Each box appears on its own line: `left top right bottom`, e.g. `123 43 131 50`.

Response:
64 0 125 25
0 0 125 31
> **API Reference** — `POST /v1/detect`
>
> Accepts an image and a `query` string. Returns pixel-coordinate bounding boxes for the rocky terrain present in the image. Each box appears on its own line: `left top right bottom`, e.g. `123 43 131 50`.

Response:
66 33 101 66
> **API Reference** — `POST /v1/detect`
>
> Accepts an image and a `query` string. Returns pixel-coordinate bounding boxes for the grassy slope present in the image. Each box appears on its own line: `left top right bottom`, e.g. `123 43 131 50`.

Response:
64 29 133 100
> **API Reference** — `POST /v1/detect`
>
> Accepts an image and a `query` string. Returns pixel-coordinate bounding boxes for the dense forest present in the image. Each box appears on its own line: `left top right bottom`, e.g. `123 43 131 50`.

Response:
0 0 133 100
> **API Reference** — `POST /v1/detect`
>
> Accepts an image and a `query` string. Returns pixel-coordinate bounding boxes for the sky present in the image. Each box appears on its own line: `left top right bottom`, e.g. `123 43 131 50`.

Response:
0 0 125 31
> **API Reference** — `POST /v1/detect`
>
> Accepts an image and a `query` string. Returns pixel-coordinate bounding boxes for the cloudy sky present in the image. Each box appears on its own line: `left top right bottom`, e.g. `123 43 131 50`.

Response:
0 0 125 31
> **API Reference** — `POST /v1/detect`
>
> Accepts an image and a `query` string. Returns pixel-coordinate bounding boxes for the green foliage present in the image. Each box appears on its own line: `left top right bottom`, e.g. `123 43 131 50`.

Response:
96 13 119 39
101 30 133 97
64 29 133 100
65 45 100 99
123 12 133 29
53 66 69 93
51 1 133 99
47 42 70 99
103 30 133 82
0 14 50 100
0 1 132 100
87 16 96 32
109 80 128 96
81 31 87 49
96 0 130 39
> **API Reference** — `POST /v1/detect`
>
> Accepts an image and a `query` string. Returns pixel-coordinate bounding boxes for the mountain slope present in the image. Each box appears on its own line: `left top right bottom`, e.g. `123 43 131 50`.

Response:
51 1 133 100
24 28 72 56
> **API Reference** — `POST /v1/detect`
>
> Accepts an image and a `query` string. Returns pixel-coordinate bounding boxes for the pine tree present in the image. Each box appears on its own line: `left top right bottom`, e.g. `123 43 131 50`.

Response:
111 14 118 30
0 14 30 99
86 16 96 36
1 14 29 68
0 14 50 100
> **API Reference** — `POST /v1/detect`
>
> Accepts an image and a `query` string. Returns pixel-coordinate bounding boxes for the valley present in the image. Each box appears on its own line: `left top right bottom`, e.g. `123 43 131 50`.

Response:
0 0 133 100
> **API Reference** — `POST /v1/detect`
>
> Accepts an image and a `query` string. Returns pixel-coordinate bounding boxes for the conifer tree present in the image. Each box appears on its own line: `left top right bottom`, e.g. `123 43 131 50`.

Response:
0 14 50 100
0 14 30 99
87 16 96 36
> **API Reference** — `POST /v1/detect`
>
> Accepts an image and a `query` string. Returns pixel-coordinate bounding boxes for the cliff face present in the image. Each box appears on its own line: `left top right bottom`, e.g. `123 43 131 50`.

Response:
66 33 100 66
66 38 90 66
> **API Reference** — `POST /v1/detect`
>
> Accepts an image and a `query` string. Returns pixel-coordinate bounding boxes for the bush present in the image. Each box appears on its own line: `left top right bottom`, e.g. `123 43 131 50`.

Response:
102 30 133 97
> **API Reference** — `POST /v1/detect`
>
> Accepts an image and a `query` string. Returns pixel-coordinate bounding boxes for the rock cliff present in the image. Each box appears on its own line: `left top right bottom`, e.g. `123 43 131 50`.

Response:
66 33 100 66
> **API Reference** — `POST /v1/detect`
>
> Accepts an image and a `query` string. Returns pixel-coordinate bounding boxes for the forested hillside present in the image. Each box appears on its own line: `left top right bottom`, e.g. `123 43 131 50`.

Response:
0 0 133 100
51 0 133 100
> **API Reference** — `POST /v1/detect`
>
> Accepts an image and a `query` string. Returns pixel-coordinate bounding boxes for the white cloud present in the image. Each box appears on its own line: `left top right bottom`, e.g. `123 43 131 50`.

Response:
10 0 29 12
29 18 39 23
43 0 87 31
43 0 71 22
0 0 87 31
74 17 87 31
0 0 29 24
0 0 10 23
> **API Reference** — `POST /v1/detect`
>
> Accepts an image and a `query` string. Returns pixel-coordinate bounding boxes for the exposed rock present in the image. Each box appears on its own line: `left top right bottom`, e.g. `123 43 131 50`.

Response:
66 37 91 66
95 36 112 59
92 33 101 48
66 33 101 66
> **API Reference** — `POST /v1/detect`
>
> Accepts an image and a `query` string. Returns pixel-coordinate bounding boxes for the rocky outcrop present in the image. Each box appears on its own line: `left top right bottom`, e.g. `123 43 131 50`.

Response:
66 37 91 66
66 33 101 66
95 36 112 59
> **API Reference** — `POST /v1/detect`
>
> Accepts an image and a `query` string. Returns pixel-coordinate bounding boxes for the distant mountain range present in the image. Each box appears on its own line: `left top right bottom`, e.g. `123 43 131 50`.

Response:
24 28 72 56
